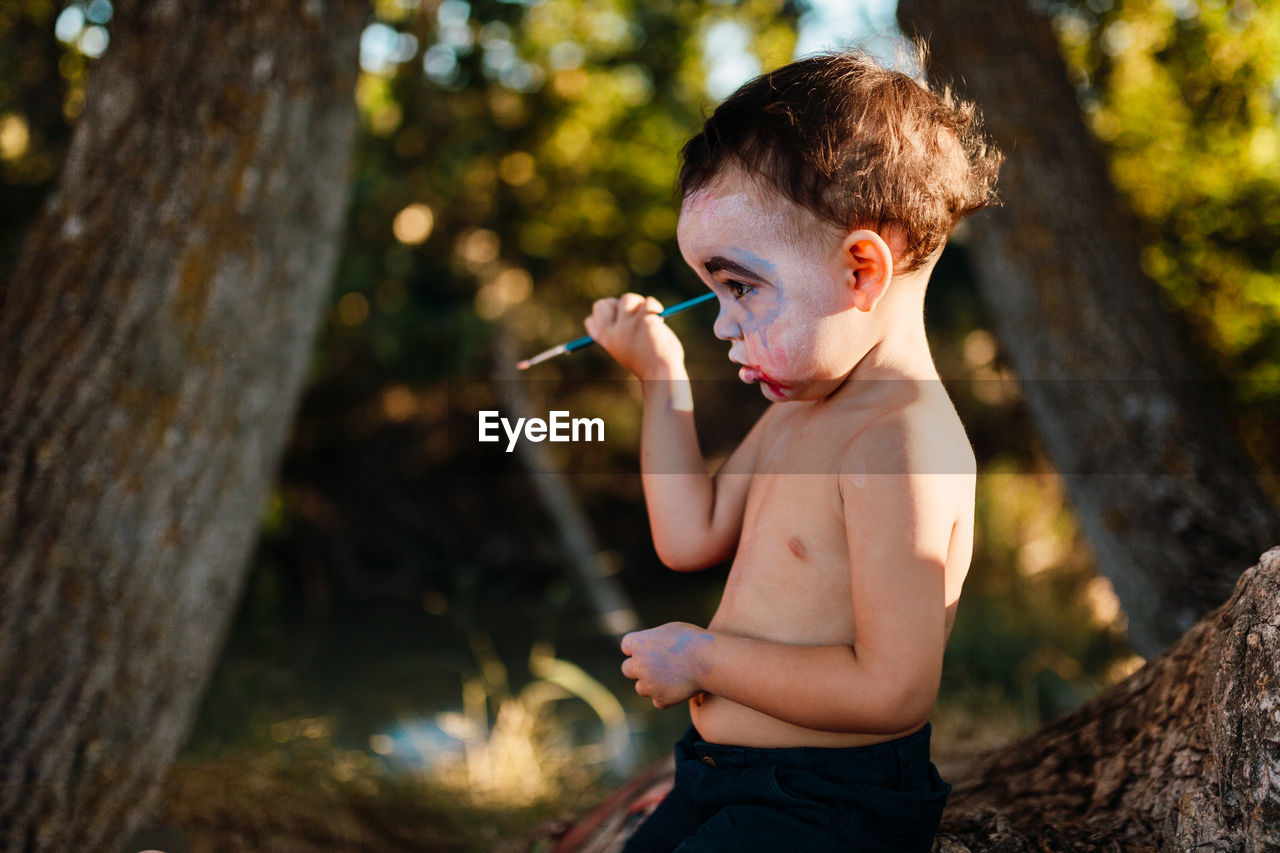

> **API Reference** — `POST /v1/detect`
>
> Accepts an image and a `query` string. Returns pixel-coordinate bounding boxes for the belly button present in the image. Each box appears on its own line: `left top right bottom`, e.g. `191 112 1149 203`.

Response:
788 536 806 559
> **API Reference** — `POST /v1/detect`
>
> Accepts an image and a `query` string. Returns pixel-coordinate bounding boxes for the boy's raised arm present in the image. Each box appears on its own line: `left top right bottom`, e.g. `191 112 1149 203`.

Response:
585 293 761 571
639 370 765 570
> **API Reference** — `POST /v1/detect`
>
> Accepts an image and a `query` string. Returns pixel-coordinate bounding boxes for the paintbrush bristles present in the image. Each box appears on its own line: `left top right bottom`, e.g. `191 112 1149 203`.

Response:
515 343 567 370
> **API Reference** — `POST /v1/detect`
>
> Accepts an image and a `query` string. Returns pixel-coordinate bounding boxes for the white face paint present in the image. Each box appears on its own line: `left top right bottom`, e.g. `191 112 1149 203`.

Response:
676 171 871 402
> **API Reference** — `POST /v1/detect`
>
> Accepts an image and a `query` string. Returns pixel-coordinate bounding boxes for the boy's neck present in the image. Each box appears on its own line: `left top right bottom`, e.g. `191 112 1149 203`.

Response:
827 275 939 405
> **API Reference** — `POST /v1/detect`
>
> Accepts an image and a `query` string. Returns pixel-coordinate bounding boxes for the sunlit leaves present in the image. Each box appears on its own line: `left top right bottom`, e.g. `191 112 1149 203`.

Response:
1058 0 1280 383
328 0 800 379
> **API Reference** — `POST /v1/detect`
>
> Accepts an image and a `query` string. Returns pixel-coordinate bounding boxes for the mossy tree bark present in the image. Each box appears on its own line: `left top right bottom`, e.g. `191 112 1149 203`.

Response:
0 1 365 849
935 546 1280 851
897 0 1278 659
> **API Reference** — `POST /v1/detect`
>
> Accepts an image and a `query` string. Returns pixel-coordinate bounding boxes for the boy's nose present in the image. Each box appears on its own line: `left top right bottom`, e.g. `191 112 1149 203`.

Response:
712 304 742 341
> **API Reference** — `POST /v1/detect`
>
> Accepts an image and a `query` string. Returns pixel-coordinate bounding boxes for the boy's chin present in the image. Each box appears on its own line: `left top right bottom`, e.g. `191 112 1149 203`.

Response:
757 381 792 401
757 376 851 402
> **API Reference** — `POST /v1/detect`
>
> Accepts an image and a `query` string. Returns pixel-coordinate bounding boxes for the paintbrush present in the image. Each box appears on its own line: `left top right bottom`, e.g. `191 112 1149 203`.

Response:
516 292 716 370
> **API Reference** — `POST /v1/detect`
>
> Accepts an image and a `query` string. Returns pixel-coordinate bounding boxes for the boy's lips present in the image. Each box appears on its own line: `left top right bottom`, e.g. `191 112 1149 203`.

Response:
737 364 789 393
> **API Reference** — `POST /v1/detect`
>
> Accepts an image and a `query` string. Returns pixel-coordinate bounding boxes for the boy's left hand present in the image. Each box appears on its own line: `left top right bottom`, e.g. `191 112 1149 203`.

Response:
620 623 712 709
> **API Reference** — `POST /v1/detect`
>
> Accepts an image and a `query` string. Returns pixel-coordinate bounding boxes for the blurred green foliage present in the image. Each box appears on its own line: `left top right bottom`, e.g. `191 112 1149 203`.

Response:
1053 0 1280 489
325 0 802 394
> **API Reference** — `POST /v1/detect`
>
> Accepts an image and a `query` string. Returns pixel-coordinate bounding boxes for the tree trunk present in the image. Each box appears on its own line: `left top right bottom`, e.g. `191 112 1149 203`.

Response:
935 545 1280 851
493 327 642 644
896 0 1279 659
534 546 1280 852
0 1 364 849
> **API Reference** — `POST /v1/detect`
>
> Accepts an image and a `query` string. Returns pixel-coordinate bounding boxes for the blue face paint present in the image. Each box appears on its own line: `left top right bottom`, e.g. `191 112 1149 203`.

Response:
734 247 777 279
731 246 786 353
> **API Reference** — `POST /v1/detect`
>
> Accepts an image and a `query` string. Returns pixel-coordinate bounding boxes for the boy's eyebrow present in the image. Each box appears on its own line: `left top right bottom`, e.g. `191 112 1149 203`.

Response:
703 256 766 280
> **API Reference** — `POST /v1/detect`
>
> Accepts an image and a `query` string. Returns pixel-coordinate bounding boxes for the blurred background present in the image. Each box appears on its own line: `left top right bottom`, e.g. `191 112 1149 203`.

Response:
2 0 1279 849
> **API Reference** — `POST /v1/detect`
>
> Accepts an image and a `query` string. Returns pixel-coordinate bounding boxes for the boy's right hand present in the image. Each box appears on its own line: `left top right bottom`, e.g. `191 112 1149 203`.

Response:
584 293 686 380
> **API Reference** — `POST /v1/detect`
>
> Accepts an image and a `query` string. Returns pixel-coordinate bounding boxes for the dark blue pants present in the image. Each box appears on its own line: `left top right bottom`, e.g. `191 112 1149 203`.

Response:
622 723 950 852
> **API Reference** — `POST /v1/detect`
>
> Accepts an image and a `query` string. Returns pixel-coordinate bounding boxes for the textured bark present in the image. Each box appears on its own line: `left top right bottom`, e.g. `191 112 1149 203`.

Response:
896 0 1279 658
533 547 1280 852
0 1 364 849
936 545 1280 850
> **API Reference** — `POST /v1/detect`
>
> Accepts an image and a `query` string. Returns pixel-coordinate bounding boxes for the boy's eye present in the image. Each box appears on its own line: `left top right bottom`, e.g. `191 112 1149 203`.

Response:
725 280 752 298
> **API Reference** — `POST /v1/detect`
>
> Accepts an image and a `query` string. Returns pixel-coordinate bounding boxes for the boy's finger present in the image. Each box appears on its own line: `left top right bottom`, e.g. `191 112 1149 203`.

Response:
644 296 664 314
591 297 619 325
618 292 645 313
620 633 634 654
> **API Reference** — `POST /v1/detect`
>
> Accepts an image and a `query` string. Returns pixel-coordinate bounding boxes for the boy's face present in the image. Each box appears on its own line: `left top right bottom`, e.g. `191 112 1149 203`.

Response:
676 170 869 402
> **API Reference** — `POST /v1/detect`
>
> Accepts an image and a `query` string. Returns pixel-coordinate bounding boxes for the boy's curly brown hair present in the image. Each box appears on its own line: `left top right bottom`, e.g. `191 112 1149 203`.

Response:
678 42 1003 272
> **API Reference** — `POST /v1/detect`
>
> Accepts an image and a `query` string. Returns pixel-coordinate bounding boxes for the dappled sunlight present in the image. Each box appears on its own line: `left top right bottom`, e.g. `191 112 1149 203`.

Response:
373 639 632 809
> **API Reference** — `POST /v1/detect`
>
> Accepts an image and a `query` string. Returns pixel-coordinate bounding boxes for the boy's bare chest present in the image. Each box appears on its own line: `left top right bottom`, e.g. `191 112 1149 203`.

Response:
710 466 857 646
708 403 896 644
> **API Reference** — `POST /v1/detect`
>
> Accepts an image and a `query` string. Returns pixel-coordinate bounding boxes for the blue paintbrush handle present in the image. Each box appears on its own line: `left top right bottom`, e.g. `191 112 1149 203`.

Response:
564 292 716 352
517 292 717 368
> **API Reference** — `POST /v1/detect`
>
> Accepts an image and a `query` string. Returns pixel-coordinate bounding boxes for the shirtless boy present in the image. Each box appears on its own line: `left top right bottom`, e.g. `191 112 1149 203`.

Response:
583 49 1002 851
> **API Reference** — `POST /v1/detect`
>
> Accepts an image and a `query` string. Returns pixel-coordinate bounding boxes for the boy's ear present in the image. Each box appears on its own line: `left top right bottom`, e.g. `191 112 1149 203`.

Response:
840 229 894 313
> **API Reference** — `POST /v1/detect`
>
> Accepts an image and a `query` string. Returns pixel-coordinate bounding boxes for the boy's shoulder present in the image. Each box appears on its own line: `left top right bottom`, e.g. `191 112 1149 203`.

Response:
743 382 975 487
831 383 976 481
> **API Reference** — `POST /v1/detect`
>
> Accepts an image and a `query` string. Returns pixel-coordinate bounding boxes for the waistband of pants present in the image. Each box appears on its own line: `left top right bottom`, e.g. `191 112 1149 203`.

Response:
677 721 935 789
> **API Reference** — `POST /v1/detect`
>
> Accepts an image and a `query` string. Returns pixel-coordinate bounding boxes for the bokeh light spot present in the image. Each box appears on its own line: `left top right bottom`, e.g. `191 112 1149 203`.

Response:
361 23 418 74
549 40 584 71
338 292 370 326
963 329 997 368
456 228 500 266
498 151 535 186
54 6 85 44
380 384 418 422
552 69 589 99
474 267 533 319
393 203 434 245
626 241 664 276
0 114 31 162
424 44 460 85
78 25 109 58
85 0 113 24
